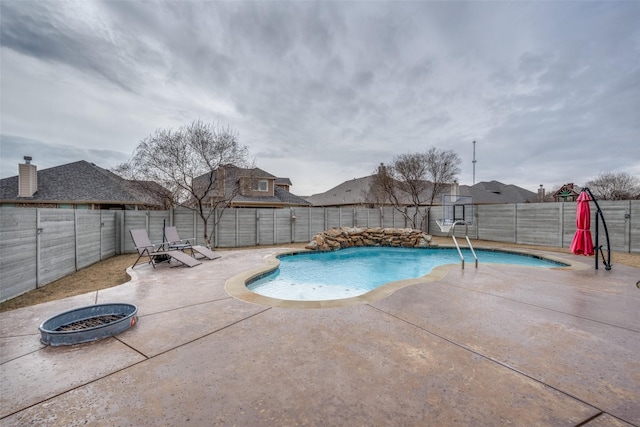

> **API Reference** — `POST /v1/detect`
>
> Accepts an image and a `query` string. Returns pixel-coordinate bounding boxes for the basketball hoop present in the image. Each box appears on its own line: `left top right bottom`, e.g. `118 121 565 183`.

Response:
436 219 453 234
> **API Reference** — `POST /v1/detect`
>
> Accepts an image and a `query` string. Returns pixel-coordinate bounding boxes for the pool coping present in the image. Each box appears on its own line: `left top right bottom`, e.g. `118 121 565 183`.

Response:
224 245 590 309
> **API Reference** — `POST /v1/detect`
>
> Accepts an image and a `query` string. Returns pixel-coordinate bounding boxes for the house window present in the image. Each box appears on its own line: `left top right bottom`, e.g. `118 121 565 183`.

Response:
251 179 269 192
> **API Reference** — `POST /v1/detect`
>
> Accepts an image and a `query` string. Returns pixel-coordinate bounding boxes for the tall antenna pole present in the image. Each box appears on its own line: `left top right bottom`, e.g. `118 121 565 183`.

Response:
472 140 477 185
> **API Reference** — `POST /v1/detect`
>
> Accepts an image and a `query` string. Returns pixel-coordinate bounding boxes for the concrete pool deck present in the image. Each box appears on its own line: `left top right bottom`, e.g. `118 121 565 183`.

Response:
1 246 639 426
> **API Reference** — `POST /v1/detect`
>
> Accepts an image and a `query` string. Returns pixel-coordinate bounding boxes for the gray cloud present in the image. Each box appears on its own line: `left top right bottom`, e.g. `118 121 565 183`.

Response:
1 1 638 195
1 134 130 178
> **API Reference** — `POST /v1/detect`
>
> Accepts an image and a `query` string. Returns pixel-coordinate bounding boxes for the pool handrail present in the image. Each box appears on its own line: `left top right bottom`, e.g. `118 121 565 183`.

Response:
451 220 478 269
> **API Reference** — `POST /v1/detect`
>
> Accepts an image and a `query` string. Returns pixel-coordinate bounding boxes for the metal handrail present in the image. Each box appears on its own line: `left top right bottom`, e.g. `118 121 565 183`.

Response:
450 220 478 269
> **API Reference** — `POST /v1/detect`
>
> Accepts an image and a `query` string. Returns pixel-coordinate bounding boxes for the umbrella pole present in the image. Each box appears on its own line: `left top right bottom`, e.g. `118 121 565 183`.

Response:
583 187 612 270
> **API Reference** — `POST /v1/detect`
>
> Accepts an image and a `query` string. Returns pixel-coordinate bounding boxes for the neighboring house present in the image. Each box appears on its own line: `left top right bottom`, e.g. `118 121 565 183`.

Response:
305 176 537 207
304 176 376 207
465 180 537 204
552 183 581 202
0 158 170 210
195 164 310 208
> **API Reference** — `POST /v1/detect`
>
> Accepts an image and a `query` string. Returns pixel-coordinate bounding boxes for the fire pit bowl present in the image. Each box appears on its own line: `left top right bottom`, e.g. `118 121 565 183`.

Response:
39 303 138 346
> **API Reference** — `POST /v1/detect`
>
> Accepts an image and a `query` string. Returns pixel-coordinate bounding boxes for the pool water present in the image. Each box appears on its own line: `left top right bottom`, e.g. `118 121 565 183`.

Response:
247 247 566 301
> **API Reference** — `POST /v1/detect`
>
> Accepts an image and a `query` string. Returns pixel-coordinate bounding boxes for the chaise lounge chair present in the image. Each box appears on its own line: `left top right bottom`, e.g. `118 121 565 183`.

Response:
163 226 221 261
129 228 202 268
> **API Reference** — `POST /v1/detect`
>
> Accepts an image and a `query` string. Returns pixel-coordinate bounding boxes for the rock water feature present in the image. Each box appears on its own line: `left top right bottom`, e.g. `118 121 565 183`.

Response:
305 227 433 252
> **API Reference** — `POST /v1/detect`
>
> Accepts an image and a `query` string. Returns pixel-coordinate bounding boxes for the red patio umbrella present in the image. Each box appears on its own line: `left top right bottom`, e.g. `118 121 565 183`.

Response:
570 191 594 256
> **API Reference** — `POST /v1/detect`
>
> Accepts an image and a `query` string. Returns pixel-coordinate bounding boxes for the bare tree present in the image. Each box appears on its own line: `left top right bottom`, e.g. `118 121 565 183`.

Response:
585 171 640 200
115 120 250 247
369 147 461 230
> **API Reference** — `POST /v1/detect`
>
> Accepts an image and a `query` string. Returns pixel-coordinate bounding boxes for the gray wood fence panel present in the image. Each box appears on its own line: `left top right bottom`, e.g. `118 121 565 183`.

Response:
122 211 149 253
310 209 326 237
515 204 561 246
214 208 237 247
101 211 116 259
354 208 368 227
194 212 209 247
0 208 37 301
325 208 342 229
597 201 629 252
149 211 171 244
257 209 275 246
114 211 123 255
237 208 257 247
173 209 198 244
381 207 396 228
631 201 640 254
561 202 578 248
76 211 102 270
477 204 516 243
38 209 76 286
339 208 354 229
356 208 382 228
292 207 311 242
275 209 293 244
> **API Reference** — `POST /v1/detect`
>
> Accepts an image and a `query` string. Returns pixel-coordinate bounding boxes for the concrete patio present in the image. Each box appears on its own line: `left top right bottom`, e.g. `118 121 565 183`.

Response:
1 246 639 426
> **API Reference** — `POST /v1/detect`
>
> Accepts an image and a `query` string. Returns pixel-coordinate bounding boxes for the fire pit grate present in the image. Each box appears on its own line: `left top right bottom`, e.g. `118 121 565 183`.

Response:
39 303 138 346
54 314 128 332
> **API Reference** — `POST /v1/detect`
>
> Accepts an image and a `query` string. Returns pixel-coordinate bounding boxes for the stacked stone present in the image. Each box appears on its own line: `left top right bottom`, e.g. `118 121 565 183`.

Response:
305 227 433 252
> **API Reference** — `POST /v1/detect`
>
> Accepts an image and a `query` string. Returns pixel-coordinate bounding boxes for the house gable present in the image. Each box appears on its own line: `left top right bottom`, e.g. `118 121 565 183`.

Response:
0 160 168 209
196 165 310 208
553 183 580 202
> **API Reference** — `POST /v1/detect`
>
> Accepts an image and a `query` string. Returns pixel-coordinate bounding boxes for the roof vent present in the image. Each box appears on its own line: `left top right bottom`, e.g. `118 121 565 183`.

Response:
18 156 37 197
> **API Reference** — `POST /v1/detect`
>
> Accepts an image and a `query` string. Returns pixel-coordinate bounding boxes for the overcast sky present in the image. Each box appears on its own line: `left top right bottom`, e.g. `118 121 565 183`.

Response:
1 1 639 196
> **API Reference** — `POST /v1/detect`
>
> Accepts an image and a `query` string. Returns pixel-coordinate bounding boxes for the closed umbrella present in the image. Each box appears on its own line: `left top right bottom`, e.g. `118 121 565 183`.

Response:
570 191 594 256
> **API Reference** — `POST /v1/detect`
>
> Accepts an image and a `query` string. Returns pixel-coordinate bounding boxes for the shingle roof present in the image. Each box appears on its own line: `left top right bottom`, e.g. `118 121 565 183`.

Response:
464 181 537 204
275 177 292 186
304 176 375 206
0 160 165 206
305 176 537 206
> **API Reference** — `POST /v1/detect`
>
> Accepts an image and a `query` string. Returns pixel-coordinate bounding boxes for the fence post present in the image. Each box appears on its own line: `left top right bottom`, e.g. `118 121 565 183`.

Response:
235 208 239 247
99 211 103 261
324 208 328 231
191 210 196 245
475 205 479 240
625 200 631 253
308 207 312 240
291 208 296 243
36 208 41 288
120 210 125 254
74 210 79 271
513 204 518 244
273 209 277 244
559 202 564 248
256 210 260 245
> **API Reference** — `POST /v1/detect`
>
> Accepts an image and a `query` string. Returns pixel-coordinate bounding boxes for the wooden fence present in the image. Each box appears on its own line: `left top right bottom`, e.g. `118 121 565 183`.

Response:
1 200 638 302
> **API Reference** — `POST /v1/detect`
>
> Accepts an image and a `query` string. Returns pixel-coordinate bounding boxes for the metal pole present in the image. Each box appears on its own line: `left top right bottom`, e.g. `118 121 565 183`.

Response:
472 140 477 185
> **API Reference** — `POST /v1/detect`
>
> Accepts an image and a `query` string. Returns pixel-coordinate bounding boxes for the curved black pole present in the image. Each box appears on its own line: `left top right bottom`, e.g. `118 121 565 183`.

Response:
582 187 612 270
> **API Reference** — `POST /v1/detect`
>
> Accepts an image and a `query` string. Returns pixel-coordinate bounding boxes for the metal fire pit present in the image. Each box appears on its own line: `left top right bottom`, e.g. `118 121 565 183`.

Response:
39 303 138 346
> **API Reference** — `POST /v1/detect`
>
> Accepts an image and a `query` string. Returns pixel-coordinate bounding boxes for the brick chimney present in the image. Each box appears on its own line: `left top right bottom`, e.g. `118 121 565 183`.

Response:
450 179 459 202
18 156 38 197
537 184 545 202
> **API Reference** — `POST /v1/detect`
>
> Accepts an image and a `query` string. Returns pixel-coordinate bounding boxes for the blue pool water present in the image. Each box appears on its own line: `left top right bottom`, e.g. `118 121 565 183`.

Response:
248 247 567 301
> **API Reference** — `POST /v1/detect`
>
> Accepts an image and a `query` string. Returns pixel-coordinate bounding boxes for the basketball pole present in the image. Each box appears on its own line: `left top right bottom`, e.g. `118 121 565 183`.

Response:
472 140 477 185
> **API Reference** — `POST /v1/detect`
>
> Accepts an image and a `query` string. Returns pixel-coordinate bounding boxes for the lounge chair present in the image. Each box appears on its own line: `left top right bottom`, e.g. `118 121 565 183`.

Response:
163 226 221 261
129 229 202 268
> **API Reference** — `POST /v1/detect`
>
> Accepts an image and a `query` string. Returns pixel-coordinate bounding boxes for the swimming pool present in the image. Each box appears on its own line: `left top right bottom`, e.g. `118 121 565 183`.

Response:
247 247 568 301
